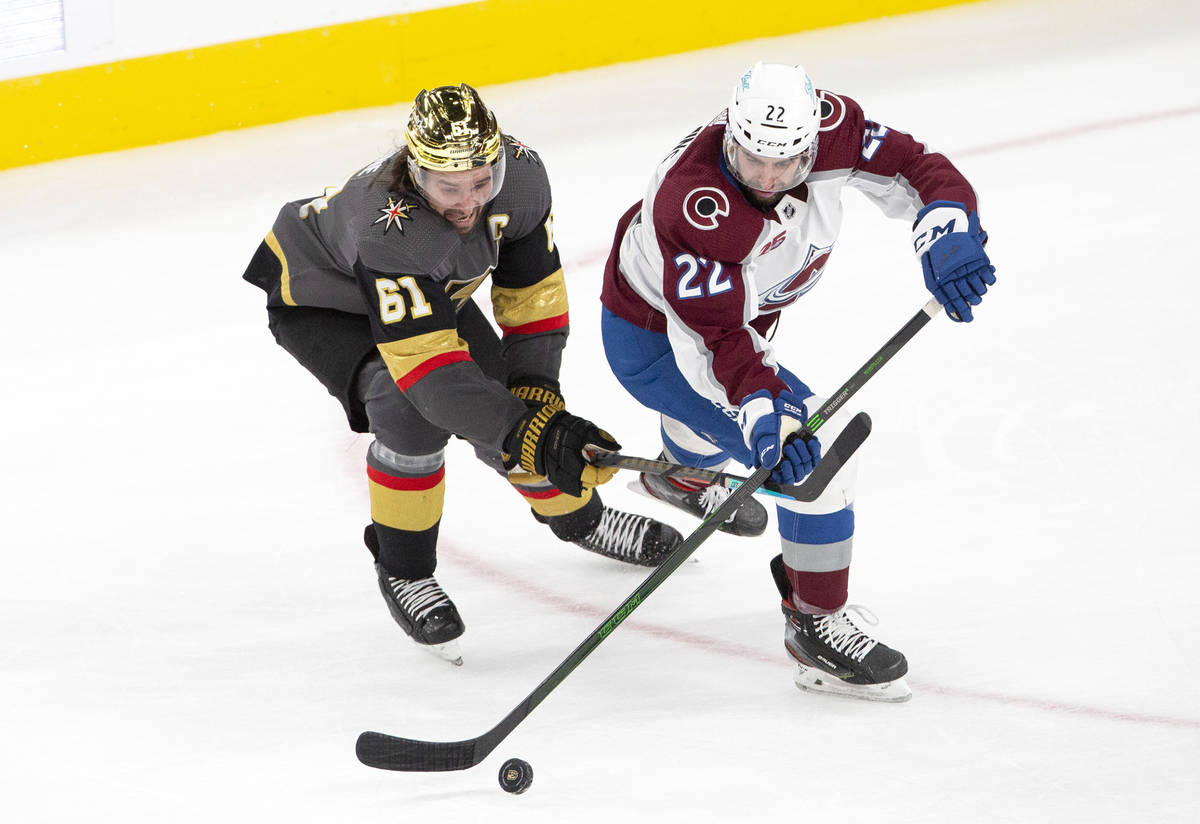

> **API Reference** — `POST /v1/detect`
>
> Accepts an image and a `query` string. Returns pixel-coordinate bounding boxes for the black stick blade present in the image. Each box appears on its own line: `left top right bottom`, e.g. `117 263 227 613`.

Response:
786 411 871 502
355 731 480 771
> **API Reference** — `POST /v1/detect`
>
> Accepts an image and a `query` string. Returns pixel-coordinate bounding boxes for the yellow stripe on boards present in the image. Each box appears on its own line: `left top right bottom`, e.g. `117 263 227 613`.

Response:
0 0 982 170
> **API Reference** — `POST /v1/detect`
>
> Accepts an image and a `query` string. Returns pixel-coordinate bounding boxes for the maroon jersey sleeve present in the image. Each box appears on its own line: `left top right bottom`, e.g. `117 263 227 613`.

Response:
815 90 979 212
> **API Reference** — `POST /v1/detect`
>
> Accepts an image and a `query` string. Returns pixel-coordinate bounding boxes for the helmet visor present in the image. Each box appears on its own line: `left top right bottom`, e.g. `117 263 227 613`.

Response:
409 150 506 214
723 129 818 194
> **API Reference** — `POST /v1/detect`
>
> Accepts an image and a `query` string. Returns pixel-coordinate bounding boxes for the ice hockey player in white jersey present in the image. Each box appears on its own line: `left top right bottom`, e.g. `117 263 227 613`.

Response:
243 84 683 666
600 62 996 701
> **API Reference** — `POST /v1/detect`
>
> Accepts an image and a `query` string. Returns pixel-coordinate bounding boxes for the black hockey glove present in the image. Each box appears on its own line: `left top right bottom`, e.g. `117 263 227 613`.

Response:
504 404 620 497
507 375 566 411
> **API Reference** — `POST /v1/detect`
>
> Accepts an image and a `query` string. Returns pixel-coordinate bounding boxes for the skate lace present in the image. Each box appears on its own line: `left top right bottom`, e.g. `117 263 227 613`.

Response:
388 577 452 623
697 484 736 522
586 508 651 561
814 605 879 662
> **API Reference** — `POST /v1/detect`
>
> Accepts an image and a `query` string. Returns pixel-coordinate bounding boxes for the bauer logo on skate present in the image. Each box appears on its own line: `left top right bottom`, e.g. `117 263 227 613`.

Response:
683 187 730 230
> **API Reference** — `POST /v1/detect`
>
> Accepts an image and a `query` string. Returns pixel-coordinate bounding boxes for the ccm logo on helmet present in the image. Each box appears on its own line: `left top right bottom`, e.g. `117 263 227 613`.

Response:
683 187 731 231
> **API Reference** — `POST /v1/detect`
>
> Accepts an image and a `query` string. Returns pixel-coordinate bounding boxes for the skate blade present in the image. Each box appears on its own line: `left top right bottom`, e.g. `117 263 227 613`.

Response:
419 638 463 667
793 664 911 703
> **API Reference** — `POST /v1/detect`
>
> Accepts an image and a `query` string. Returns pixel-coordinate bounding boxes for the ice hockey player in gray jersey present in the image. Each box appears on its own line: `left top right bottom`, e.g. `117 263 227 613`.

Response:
600 63 997 701
243 84 682 665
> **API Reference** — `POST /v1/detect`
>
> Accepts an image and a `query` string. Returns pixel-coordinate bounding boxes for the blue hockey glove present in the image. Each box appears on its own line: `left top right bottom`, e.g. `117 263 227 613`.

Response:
913 200 996 322
737 389 821 482
772 437 821 485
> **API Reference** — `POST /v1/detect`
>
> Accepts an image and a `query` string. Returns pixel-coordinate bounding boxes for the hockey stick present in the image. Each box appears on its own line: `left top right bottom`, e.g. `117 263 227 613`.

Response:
354 426 854 772
355 295 943 772
587 446 850 502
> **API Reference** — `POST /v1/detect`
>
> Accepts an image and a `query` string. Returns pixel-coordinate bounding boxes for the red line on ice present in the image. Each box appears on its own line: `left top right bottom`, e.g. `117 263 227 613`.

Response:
445 543 1200 731
954 103 1200 157
441 543 778 665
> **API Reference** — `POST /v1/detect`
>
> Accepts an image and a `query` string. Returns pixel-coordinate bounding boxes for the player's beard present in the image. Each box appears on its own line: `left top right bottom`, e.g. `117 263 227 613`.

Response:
741 186 786 212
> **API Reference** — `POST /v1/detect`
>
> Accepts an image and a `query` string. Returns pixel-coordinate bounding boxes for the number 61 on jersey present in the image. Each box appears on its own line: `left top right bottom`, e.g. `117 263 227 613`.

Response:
375 276 433 324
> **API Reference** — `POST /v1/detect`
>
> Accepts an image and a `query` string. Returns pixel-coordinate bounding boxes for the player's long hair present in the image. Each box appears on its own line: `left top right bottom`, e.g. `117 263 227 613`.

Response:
377 147 416 194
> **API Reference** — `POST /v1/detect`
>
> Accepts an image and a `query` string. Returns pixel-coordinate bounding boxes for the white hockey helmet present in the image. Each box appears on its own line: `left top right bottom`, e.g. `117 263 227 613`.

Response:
723 62 820 193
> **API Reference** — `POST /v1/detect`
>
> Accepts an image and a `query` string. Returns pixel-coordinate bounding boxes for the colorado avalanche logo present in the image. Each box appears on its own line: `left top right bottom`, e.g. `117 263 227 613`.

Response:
818 91 846 133
683 187 730 231
759 242 833 309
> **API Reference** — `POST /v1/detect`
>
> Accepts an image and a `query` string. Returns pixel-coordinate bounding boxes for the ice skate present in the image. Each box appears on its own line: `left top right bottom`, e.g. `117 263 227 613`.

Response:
539 496 683 567
783 603 911 702
632 464 768 537
573 506 683 567
375 565 465 666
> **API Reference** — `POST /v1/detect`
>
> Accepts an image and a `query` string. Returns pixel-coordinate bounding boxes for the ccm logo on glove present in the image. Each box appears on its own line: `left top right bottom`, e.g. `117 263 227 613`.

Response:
912 200 996 323
737 389 821 483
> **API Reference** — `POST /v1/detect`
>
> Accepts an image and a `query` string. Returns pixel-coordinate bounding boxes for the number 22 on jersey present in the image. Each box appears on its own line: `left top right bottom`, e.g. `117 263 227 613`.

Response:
674 253 731 300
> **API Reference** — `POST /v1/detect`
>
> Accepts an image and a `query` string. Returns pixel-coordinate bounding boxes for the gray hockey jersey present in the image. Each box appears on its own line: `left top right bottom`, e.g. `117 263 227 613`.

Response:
261 137 568 450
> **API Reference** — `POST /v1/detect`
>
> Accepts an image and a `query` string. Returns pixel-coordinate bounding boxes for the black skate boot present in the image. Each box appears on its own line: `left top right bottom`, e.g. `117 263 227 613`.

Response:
782 604 910 702
365 526 464 666
771 554 909 702
634 460 767 537
538 495 683 567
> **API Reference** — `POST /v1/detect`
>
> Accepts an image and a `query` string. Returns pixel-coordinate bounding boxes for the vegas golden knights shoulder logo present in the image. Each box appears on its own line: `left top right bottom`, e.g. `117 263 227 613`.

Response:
374 197 417 234
505 135 540 164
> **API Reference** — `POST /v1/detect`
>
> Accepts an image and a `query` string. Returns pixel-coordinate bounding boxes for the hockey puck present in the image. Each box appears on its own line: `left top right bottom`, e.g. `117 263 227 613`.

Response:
498 757 533 794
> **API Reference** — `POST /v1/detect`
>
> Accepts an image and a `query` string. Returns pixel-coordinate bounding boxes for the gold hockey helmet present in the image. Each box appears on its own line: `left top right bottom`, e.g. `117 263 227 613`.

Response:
404 84 503 172
404 84 506 224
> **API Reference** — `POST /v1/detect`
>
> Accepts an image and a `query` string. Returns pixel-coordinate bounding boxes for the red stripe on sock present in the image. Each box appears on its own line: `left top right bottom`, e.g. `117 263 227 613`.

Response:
367 465 445 491
516 486 561 500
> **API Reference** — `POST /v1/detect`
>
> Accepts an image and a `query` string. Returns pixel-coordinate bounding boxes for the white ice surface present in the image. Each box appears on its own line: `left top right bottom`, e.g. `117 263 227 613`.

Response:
2 0 1198 821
